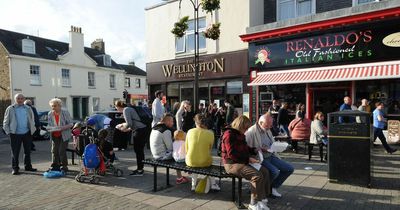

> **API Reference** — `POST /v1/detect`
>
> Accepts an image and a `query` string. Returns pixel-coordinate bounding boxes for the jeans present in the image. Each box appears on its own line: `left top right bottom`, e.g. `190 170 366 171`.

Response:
133 127 147 170
262 155 294 188
10 132 33 170
373 127 393 152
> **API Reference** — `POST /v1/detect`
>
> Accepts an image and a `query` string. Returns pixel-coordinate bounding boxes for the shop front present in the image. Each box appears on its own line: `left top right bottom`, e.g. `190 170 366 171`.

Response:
146 50 250 114
242 8 400 121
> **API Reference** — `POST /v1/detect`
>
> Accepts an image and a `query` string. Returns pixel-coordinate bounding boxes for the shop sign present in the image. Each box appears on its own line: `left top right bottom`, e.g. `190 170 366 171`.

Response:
161 58 225 79
249 21 400 70
387 120 400 144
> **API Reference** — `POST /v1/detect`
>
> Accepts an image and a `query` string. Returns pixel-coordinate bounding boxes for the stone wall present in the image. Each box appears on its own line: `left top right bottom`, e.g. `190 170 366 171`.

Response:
0 44 11 121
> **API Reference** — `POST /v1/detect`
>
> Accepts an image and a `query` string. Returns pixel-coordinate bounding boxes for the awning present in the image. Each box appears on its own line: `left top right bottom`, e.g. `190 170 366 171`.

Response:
249 61 400 86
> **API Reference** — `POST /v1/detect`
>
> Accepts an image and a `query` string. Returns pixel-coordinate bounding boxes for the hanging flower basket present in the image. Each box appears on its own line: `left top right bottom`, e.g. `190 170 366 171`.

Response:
171 16 189 38
203 22 221 40
201 0 220 13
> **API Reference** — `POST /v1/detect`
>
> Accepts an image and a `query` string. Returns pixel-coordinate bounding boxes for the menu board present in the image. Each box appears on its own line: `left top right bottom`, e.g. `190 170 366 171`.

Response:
387 120 400 143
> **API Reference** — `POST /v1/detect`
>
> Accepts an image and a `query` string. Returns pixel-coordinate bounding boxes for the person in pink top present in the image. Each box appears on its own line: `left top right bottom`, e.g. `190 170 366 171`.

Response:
288 114 311 153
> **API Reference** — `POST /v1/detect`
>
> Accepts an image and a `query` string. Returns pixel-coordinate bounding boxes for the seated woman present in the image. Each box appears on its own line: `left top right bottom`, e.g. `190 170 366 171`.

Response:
288 114 311 153
221 115 270 210
185 114 219 191
310 112 328 161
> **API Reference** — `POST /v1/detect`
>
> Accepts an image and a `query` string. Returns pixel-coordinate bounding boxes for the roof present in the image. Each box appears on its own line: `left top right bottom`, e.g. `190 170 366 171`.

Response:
119 64 147 76
0 28 122 70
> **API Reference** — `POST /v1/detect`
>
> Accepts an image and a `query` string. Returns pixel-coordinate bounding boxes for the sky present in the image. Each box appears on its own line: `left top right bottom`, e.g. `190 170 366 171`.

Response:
0 0 163 70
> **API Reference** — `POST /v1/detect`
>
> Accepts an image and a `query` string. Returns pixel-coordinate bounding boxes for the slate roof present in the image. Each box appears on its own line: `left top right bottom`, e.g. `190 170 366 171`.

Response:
0 28 122 70
119 64 147 76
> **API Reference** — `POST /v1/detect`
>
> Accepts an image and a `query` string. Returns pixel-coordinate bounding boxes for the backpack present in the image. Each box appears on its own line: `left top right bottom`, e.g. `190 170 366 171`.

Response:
83 144 100 169
131 105 153 126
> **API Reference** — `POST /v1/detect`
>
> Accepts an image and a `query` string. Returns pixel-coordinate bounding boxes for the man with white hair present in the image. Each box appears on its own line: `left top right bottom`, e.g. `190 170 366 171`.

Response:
3 93 37 175
245 113 294 198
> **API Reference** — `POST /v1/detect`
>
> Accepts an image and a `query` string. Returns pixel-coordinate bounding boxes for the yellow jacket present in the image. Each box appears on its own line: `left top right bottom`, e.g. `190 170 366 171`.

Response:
185 127 214 167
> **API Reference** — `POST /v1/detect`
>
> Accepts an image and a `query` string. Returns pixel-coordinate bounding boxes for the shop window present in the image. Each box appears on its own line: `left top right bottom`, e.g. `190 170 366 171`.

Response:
277 0 315 21
353 0 379 6
175 17 206 54
227 81 243 94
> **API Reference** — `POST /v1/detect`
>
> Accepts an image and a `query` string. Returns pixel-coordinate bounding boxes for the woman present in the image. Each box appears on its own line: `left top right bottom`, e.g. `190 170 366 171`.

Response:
48 98 73 172
114 100 148 176
288 113 311 153
175 101 187 131
310 112 328 161
296 103 306 119
221 115 270 210
172 102 181 130
185 114 219 191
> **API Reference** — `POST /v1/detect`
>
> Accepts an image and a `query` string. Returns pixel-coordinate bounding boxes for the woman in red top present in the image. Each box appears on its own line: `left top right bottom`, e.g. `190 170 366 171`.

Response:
221 115 270 210
47 98 73 172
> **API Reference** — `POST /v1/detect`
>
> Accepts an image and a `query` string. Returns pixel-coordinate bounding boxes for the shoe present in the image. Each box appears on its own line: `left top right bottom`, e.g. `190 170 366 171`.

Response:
25 167 37 172
248 203 259 210
257 201 270 210
211 183 220 191
261 198 268 205
12 169 20 175
61 167 68 173
271 188 282 197
129 170 144 176
176 176 189 185
387 149 397 154
191 185 196 191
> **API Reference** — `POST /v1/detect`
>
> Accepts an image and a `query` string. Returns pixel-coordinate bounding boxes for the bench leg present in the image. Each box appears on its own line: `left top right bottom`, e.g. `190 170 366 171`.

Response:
231 177 236 202
237 178 244 208
71 151 75 165
166 167 170 186
153 165 157 192
303 141 307 155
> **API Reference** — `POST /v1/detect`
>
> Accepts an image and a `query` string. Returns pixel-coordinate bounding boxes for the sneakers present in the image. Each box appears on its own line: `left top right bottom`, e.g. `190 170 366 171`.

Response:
211 183 221 191
261 198 268 205
248 201 270 210
272 188 282 197
129 169 144 176
176 176 189 184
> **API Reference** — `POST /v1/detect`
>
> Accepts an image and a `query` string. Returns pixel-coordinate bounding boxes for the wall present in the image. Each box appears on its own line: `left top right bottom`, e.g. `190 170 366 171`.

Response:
0 44 11 121
125 75 148 95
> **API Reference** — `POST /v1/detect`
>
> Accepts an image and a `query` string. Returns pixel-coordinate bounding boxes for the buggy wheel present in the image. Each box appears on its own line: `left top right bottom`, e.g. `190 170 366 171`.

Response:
75 174 82 182
92 177 100 184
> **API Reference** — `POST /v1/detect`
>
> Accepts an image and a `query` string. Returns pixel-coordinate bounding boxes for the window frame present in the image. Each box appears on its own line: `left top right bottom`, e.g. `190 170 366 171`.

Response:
22 39 36 54
135 78 141 88
125 77 131 88
175 17 206 54
30 65 41 86
109 74 116 89
352 0 379 6
276 0 316 21
61 68 71 87
88 72 96 88
103 55 112 67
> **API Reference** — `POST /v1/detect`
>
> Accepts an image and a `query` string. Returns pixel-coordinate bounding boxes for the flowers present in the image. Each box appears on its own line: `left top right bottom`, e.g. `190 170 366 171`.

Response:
201 0 220 13
203 22 221 40
171 16 189 38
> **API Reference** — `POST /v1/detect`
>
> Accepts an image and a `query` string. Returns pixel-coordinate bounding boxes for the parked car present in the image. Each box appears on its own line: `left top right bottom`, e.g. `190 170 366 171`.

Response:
34 111 51 140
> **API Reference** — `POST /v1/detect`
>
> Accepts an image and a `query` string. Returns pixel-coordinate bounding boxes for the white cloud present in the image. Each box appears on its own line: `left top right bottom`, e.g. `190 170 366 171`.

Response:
0 0 162 70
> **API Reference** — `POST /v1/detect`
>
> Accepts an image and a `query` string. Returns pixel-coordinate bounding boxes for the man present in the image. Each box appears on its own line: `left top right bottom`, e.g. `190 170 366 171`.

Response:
224 100 235 125
373 102 397 154
357 99 370 123
277 102 290 136
268 99 280 114
149 114 188 184
268 99 281 136
152 90 164 127
245 113 294 198
198 103 206 114
87 114 112 131
24 100 40 151
339 96 355 123
3 94 37 175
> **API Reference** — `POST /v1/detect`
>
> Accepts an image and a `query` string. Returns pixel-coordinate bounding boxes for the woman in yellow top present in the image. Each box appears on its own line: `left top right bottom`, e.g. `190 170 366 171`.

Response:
185 114 219 191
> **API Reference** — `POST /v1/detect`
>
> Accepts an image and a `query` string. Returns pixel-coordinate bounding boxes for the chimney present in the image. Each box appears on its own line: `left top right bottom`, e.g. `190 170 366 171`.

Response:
91 38 105 54
69 26 84 54
129 61 135 66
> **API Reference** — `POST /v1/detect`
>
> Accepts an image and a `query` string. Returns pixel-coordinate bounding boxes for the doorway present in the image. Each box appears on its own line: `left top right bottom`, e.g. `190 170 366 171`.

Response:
72 97 89 120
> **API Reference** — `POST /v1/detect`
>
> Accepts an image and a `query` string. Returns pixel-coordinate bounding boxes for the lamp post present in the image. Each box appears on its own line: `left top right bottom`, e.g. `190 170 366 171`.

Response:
179 0 200 113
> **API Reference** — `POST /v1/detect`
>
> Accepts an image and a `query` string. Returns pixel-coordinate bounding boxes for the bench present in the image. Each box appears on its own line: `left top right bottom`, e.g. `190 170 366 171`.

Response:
66 148 77 165
142 159 244 208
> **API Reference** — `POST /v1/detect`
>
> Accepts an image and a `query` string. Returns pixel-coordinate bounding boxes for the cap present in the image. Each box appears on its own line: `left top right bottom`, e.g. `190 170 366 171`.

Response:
87 118 96 126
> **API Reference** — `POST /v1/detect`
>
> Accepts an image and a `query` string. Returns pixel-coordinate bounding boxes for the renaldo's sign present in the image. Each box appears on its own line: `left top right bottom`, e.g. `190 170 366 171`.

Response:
249 21 400 70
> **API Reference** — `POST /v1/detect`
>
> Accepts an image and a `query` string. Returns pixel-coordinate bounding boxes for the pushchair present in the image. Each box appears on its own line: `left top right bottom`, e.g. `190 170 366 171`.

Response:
74 128 123 184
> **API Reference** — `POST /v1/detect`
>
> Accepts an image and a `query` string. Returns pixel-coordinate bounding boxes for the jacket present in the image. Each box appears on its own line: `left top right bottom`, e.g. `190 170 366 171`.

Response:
245 124 274 158
123 107 146 130
175 108 184 130
221 128 255 165
48 109 73 142
225 104 235 125
151 98 163 127
149 123 173 160
288 118 311 140
3 104 35 135
310 120 327 144
277 108 290 126
185 127 214 167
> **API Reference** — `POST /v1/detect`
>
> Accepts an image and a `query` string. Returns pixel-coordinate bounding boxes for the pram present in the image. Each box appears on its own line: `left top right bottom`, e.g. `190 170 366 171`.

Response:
74 129 123 184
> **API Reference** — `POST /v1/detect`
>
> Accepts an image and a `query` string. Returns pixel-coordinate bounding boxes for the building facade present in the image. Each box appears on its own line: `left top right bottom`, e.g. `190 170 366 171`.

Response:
145 0 265 115
241 0 400 122
0 26 147 120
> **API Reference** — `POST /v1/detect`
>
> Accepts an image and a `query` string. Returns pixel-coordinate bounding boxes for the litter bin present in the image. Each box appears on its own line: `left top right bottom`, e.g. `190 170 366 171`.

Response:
327 110 371 186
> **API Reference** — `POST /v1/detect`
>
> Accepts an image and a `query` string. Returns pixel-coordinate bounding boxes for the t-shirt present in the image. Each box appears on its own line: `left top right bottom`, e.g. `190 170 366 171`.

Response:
52 113 62 138
185 128 214 167
373 109 385 129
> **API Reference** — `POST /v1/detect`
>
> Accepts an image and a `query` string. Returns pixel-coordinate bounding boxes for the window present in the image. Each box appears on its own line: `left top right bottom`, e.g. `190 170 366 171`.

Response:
125 77 131 87
22 38 35 54
135 78 141 88
353 0 379 6
176 17 206 53
61 68 71 87
58 97 67 109
30 65 41 85
92 97 100 112
88 72 95 87
109 74 116 89
103 55 111 66
277 0 315 21
227 81 243 94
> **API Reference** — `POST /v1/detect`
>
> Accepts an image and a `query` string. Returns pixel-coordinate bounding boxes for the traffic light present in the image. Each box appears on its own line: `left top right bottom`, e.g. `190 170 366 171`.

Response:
123 90 128 99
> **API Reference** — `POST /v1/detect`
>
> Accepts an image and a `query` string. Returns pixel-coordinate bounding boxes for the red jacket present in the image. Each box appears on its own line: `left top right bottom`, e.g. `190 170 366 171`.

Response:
289 118 311 140
221 128 256 164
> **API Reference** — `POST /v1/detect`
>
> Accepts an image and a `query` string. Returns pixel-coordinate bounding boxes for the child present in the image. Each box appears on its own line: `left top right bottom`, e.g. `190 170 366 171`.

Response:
98 129 115 163
72 122 82 148
173 130 186 162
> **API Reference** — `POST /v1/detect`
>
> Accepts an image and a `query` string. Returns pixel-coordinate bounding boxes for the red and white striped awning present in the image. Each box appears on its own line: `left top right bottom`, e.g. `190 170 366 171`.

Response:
249 61 400 86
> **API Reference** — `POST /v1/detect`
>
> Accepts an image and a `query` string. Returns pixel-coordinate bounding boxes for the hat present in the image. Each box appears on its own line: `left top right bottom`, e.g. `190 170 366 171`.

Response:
87 118 96 126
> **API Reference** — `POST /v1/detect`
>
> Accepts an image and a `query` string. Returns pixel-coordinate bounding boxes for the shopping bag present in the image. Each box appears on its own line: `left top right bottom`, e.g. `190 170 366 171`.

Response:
195 176 211 194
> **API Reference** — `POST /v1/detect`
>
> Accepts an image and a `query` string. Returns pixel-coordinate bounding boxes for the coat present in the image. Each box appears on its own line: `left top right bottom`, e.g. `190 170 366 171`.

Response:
2 104 35 135
288 118 311 141
48 109 73 142
310 120 327 144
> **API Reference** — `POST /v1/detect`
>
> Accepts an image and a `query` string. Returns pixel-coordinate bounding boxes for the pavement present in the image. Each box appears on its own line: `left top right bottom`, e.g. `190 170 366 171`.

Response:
0 136 398 210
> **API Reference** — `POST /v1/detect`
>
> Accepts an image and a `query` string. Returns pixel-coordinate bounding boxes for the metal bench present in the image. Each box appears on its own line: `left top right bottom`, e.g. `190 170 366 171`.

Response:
66 148 77 165
142 159 244 208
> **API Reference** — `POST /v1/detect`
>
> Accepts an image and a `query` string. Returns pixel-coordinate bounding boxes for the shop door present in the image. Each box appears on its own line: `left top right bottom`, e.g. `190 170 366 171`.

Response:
313 88 349 123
